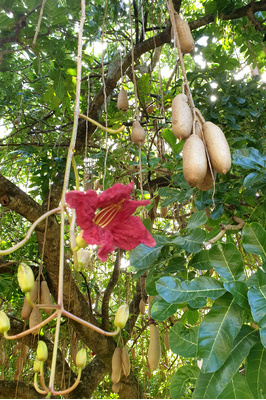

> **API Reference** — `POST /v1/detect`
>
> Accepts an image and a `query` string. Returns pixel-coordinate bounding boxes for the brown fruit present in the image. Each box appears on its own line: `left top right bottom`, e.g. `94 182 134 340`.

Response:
131 348 136 359
29 307 42 335
112 382 121 394
30 280 39 304
21 296 33 320
161 206 168 218
121 347 131 377
131 121 146 145
40 281 53 313
111 347 122 384
196 164 216 191
147 324 161 371
171 12 195 54
117 88 129 111
182 134 207 187
146 104 154 114
164 331 170 351
202 121 231 174
171 93 193 140
139 299 146 315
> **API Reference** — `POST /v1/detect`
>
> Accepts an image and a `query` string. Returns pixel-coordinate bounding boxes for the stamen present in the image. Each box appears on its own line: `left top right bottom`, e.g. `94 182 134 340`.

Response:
93 199 125 228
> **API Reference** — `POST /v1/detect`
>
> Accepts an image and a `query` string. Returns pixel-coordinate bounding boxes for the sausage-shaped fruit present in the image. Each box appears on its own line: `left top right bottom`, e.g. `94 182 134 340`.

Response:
183 134 207 187
172 94 193 140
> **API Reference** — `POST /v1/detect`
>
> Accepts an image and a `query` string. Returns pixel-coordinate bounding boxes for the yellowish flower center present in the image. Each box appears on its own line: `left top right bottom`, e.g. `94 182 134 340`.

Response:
93 199 125 228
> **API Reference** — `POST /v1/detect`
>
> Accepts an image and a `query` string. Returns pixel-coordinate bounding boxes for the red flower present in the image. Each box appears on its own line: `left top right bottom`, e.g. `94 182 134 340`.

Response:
65 182 156 262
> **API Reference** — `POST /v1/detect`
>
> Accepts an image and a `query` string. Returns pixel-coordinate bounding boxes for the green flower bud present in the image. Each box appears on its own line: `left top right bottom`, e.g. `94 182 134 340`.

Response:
75 348 87 369
114 304 129 329
75 231 87 249
33 358 41 373
76 248 92 271
17 263 35 293
0 311 10 333
36 341 48 362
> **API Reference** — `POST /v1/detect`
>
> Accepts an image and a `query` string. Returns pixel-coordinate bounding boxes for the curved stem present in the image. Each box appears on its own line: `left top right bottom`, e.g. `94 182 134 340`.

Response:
0 207 61 256
62 309 120 336
78 114 125 133
5 312 57 340
52 369 82 395
39 361 49 392
34 373 47 395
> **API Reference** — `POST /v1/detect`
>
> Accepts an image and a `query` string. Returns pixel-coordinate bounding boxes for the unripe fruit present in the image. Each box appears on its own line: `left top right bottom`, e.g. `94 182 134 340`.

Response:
114 304 129 329
17 263 35 293
21 296 32 320
202 122 231 174
76 348 87 369
117 88 129 111
40 281 53 313
0 311 10 333
29 307 42 335
131 121 146 145
171 12 195 54
161 207 168 218
147 324 161 371
36 341 48 362
111 347 122 384
196 164 216 191
33 359 41 373
121 346 131 377
183 134 207 187
139 299 146 315
171 94 193 140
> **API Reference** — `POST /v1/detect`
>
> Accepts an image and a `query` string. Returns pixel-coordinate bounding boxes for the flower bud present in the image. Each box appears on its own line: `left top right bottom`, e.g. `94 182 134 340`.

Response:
0 311 10 333
76 248 92 271
36 341 48 362
114 305 129 329
75 231 87 249
33 358 41 373
75 348 87 369
17 263 35 293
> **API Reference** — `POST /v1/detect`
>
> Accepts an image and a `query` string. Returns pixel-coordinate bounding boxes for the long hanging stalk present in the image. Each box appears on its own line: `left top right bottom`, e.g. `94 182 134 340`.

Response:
47 0 86 394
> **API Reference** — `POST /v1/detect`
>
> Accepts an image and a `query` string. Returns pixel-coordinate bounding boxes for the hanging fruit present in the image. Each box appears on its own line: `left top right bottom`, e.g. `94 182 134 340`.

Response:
182 134 207 187
111 347 122 384
117 87 129 112
40 281 53 313
171 12 195 54
147 323 161 371
131 121 146 145
171 93 193 140
196 164 216 191
202 121 231 174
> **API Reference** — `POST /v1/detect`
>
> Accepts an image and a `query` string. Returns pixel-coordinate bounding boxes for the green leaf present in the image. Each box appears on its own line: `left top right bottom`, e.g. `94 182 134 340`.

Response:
209 243 245 281
169 322 199 358
223 281 249 309
151 298 178 321
188 250 212 270
187 211 208 230
193 325 259 398
217 372 254 399
233 148 265 171
198 293 244 373
242 223 266 261
54 70 65 100
163 128 176 149
170 365 200 399
129 237 163 271
246 343 266 398
244 172 264 188
156 276 226 304
179 228 206 254
247 285 266 323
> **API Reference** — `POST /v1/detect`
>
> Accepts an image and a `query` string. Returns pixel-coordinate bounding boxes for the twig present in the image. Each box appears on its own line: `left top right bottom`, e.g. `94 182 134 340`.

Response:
32 0 47 47
203 216 246 247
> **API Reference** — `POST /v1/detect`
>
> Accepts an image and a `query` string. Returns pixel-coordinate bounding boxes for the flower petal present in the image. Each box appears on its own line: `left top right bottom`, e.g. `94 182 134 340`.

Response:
111 216 156 251
106 199 150 229
97 182 134 208
65 190 97 230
